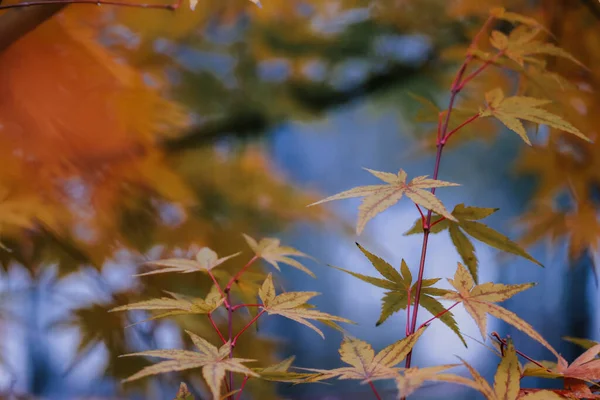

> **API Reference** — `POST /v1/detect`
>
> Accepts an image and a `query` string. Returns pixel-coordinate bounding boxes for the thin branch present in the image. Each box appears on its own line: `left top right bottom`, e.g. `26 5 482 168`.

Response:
0 1 66 53
402 15 496 388
0 0 179 10
368 381 382 400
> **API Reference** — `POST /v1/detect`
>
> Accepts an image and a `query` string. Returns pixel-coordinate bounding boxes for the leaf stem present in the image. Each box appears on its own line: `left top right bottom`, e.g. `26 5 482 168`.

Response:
418 302 459 331
227 290 234 400
235 376 251 400
232 310 266 347
368 381 383 400
226 255 259 292
455 51 505 92
429 217 446 228
442 114 480 144
208 270 230 309
405 287 412 337
231 304 262 312
0 0 180 9
415 204 426 226
491 332 552 373
402 15 496 391
208 313 227 344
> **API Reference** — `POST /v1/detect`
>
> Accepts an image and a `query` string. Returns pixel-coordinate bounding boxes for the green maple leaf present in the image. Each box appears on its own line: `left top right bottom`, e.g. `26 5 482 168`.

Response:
330 243 465 346
404 203 541 283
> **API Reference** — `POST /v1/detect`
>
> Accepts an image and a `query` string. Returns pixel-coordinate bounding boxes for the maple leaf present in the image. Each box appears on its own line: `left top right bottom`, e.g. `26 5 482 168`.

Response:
479 88 590 145
523 342 600 399
489 7 550 33
136 247 240 276
303 327 427 382
243 234 315 277
174 382 194 400
258 273 353 338
489 23 583 69
308 168 459 234
252 356 325 383
122 331 258 399
444 263 560 359
455 338 566 399
109 285 224 324
404 203 541 283
329 243 464 345
392 365 465 399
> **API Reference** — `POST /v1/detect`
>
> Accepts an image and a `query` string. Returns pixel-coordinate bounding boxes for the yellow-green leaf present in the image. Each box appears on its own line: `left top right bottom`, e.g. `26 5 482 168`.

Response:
356 243 403 283
420 295 466 347
459 219 542 267
449 224 479 283
562 336 599 350
329 264 397 290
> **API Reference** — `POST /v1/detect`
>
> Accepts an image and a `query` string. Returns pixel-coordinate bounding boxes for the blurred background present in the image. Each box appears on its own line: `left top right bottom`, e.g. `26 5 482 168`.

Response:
0 0 599 398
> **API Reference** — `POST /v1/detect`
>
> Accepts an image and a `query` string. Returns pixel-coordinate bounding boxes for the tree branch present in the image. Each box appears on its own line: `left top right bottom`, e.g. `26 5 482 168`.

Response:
0 1 66 53
164 58 432 151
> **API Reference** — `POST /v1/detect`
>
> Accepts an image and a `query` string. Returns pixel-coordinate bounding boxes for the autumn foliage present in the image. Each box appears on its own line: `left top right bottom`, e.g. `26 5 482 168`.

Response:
3 0 600 399
106 7 600 400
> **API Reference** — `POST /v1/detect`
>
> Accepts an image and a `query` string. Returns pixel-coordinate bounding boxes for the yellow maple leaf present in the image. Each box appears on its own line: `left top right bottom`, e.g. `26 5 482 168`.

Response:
243 234 315 277
309 168 459 234
122 331 258 399
109 285 224 324
258 273 353 338
302 327 428 382
479 88 590 145
136 247 240 276
444 263 559 360
453 339 565 399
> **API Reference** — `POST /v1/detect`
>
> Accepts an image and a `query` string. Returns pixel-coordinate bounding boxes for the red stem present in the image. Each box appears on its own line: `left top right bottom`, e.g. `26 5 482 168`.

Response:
429 217 446 228
405 287 412 337
226 255 259 292
232 310 266 347
455 51 505 92
207 270 230 309
231 304 262 312
208 313 227 344
235 376 250 400
417 302 459 331
415 204 426 226
0 0 179 9
227 290 234 400
442 114 480 143
402 15 498 388
368 381 383 400
491 332 552 372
